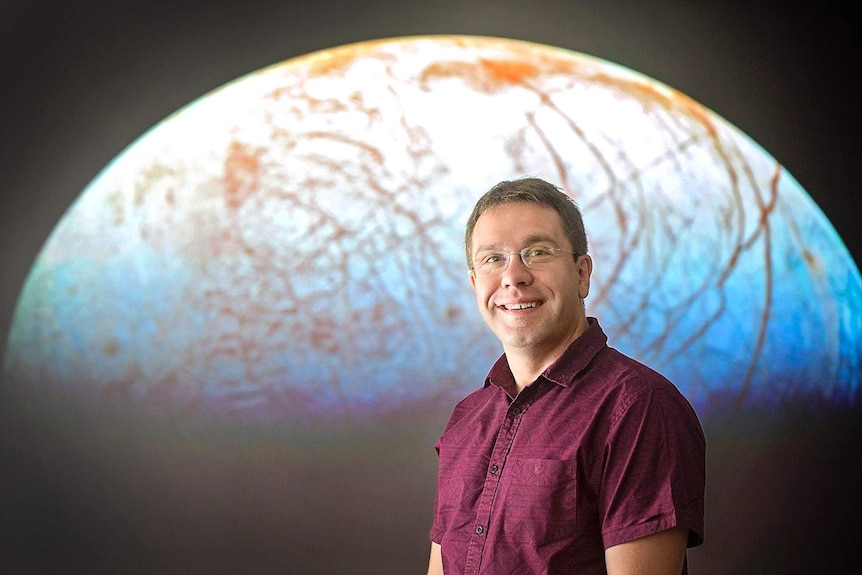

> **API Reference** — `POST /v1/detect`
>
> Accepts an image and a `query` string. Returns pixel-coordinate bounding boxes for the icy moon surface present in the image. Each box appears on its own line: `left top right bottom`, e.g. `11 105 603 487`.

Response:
5 36 861 420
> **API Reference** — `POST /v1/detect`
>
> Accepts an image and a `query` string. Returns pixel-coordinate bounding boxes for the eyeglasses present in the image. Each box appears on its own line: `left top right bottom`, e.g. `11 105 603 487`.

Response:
472 245 579 275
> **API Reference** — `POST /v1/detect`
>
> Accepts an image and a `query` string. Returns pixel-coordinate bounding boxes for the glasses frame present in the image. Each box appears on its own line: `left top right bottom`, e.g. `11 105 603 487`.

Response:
471 245 580 275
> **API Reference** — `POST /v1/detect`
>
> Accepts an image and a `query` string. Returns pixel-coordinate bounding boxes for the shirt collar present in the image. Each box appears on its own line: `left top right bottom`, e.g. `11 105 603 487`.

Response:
485 317 608 391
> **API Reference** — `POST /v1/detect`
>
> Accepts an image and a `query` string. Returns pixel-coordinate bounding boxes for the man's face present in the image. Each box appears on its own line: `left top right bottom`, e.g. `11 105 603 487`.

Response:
469 202 592 360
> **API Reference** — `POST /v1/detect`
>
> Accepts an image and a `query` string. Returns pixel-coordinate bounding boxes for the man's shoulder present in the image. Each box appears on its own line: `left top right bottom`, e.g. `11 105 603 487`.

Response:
584 346 692 408
592 347 702 430
444 383 500 422
594 345 674 387
454 382 494 405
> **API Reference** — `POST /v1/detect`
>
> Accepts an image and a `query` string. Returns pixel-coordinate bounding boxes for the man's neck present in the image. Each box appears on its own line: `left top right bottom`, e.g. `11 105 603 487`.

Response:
506 344 567 394
509 361 548 395
505 320 590 394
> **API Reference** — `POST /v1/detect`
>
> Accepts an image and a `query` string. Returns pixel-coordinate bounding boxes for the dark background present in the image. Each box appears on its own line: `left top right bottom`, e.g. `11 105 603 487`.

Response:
1 1 860 573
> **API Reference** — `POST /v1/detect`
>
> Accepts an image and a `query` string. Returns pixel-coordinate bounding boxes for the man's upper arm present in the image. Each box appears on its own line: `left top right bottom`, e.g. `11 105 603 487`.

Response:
604 526 689 575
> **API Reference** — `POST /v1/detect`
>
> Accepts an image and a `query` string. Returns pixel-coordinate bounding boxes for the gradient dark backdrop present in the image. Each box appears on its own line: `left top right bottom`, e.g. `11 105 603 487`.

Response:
2 1 860 573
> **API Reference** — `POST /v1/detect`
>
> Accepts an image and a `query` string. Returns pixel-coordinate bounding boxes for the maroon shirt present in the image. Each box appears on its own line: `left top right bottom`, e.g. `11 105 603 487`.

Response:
431 318 705 575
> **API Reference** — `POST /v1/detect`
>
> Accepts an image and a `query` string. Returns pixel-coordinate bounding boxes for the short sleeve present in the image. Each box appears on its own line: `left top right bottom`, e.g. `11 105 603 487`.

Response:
599 387 706 549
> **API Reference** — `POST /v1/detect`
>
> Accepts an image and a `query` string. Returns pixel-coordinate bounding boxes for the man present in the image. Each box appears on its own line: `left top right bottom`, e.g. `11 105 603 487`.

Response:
427 178 705 575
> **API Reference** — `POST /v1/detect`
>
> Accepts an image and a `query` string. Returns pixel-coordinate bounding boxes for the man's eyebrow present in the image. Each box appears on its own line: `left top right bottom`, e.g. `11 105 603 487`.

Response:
473 242 503 255
522 234 560 247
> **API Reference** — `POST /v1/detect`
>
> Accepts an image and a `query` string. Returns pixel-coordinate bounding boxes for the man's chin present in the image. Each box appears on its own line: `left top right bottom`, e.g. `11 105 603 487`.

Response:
497 329 544 352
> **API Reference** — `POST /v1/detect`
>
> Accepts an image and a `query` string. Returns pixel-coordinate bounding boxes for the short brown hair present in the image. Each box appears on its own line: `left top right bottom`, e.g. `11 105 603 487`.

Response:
464 177 588 268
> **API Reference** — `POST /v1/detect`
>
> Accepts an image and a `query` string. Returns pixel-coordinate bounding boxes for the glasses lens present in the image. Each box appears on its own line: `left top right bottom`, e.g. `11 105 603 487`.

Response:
477 253 507 273
522 246 555 266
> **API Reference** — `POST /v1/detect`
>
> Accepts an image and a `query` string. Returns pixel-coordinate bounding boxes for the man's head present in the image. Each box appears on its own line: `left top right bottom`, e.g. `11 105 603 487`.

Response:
464 177 588 270
465 177 593 364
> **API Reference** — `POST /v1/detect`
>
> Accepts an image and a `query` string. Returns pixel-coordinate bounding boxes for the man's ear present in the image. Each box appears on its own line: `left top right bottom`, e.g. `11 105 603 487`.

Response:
469 269 477 291
578 255 593 299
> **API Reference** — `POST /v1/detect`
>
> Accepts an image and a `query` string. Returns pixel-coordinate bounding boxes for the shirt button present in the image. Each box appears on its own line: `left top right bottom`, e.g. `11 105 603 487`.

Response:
490 464 499 474
475 525 484 535
512 407 522 415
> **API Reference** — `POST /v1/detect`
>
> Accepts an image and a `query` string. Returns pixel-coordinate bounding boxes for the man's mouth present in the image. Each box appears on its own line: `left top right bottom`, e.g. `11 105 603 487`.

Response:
500 302 540 310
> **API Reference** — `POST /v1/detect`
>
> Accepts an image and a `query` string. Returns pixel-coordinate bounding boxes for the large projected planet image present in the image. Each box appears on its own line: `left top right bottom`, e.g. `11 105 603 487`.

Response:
3 36 861 573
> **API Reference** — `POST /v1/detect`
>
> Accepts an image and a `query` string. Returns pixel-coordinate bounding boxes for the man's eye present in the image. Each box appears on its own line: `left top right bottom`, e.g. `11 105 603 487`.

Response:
526 247 552 257
483 254 503 265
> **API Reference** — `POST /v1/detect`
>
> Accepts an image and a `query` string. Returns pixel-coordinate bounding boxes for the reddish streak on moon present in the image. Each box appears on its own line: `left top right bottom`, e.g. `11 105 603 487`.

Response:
224 141 262 210
478 58 541 84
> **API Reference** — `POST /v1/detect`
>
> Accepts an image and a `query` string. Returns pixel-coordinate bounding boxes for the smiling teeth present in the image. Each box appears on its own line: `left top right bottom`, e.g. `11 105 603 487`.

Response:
505 302 539 310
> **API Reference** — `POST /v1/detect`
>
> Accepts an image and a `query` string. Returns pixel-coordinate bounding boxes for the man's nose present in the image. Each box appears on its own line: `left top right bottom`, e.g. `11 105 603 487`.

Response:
501 254 533 287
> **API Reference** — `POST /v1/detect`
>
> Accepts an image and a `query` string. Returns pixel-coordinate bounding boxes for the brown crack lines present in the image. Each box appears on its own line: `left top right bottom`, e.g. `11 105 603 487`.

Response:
520 83 637 311
520 74 784 409
257 97 455 407
734 160 780 407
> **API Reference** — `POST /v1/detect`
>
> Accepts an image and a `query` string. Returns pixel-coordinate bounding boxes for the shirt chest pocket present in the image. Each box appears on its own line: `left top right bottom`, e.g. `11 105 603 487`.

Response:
500 457 577 543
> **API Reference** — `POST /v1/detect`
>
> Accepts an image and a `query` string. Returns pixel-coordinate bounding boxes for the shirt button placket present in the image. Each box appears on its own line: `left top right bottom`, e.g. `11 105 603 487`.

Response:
464 397 527 574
